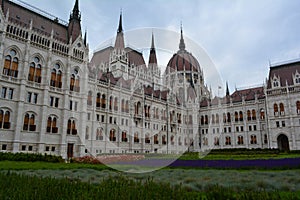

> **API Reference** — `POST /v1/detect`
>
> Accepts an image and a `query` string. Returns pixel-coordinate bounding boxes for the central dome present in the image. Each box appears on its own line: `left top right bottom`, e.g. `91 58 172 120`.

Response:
165 28 201 74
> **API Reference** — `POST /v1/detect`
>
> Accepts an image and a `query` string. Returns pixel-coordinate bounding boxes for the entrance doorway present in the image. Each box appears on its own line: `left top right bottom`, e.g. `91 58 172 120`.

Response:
67 143 74 158
277 134 289 151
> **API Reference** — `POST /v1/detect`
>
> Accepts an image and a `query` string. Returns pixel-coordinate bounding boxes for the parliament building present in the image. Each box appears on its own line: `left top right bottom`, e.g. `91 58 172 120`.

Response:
0 0 299 159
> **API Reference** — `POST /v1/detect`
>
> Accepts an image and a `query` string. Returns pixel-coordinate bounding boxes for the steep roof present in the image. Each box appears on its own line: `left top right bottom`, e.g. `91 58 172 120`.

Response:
267 60 300 89
0 0 71 43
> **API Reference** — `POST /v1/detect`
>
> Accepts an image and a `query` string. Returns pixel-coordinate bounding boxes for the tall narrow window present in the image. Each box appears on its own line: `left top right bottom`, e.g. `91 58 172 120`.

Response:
239 111 243 121
274 103 278 116
122 131 127 142
110 129 116 141
225 136 231 145
70 68 80 92
252 109 256 120
28 57 42 83
67 119 77 135
247 110 251 121
3 49 19 78
96 93 101 108
235 112 238 122
297 101 300 114
0 110 10 129
96 128 103 140
134 133 139 143
87 91 92 106
251 135 257 144
23 113 36 131
279 103 285 115
50 63 62 88
238 135 244 145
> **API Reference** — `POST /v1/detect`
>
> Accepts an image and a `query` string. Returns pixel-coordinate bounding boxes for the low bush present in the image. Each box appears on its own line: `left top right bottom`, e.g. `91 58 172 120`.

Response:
0 152 63 163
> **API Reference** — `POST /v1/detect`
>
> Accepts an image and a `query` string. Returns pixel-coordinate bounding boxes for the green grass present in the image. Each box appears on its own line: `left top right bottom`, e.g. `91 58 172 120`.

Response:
1 172 300 200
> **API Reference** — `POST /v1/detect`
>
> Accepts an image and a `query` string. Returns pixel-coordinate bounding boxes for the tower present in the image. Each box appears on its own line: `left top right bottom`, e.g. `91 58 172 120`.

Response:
68 0 82 43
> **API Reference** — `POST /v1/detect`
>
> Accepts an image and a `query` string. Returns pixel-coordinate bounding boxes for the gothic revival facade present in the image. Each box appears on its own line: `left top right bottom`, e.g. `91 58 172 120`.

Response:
0 0 299 159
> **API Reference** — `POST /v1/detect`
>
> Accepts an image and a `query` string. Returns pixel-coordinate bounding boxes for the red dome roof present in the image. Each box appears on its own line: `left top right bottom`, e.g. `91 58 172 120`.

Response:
165 27 201 74
167 50 200 73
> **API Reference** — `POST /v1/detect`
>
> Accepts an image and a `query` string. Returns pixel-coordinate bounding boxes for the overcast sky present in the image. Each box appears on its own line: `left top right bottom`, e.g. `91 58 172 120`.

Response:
17 0 300 94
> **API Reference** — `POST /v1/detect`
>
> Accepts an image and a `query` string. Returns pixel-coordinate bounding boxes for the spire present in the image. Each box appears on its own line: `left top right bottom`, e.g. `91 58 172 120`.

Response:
148 32 157 65
84 29 87 46
114 11 125 49
68 0 82 43
70 0 81 21
226 81 230 96
118 10 123 33
179 22 186 51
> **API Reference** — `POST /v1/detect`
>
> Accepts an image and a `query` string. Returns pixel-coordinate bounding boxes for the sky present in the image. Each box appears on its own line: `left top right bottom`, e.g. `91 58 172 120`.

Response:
15 0 300 94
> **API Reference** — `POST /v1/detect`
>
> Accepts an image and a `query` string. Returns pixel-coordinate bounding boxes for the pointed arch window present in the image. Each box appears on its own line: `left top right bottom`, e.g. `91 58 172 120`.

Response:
109 129 116 141
274 103 278 116
145 133 150 144
23 113 36 131
0 110 10 129
28 56 42 83
247 110 251 121
215 114 219 124
238 135 244 145
121 131 127 142
50 63 62 88
227 112 231 123
225 136 231 145
279 103 285 115
46 116 58 133
234 112 238 122
101 94 106 109
250 135 257 144
67 119 77 135
109 96 113 110
87 91 92 106
295 74 300 84
252 109 256 120
162 135 166 145
296 101 300 114
70 68 80 92
154 134 159 144
260 108 265 120
214 137 219 146
125 100 129 113
96 128 103 140
121 99 125 112
134 132 139 143
114 97 118 111
96 93 101 108
3 49 19 78
239 111 243 121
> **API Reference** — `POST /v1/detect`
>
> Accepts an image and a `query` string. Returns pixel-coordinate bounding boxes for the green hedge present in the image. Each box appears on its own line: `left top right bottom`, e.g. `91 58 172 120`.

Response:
0 152 63 163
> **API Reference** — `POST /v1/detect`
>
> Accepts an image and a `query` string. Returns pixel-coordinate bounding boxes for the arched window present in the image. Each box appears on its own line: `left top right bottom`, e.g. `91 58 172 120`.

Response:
234 112 238 122
114 97 118 111
170 135 175 145
200 116 204 125
96 93 101 108
109 96 113 110
134 132 139 143
239 111 243 121
250 135 257 144
70 68 80 92
223 113 227 123
203 137 208 146
101 94 106 109
274 103 278 116
279 103 285 115
225 136 231 145
0 110 10 129
121 131 127 142
96 128 103 140
238 135 244 145
214 137 219 146
125 100 129 113
46 116 58 133
227 112 231 123
87 91 92 106
3 49 19 78
145 133 150 144
260 108 265 120
211 114 215 124
28 56 42 83
204 115 208 125
136 102 141 115
67 119 77 135
121 99 125 112
162 135 166 145
216 114 219 124
154 134 159 144
252 109 256 120
23 113 36 131
247 110 251 121
109 129 116 141
296 101 300 114
178 136 182 146
50 63 62 88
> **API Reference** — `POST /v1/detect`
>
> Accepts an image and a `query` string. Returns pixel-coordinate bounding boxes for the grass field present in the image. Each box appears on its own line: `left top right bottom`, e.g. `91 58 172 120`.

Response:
1 150 300 199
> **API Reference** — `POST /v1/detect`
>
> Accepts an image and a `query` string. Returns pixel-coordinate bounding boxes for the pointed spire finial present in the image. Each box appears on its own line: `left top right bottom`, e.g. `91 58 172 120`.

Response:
118 9 123 33
84 29 87 46
226 81 230 96
151 31 155 49
179 22 186 51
